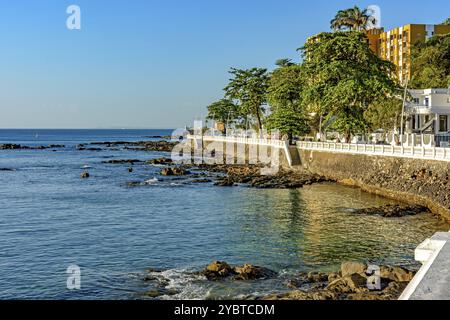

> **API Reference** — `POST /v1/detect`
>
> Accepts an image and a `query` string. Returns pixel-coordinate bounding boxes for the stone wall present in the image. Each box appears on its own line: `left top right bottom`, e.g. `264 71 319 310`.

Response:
294 149 450 221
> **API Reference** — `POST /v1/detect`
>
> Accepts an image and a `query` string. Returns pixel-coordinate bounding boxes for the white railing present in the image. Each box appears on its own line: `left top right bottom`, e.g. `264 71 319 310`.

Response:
297 141 450 162
187 135 293 166
188 135 288 148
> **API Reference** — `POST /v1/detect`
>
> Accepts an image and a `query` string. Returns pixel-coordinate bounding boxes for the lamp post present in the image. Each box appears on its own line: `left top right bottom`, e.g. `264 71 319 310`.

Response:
400 75 410 147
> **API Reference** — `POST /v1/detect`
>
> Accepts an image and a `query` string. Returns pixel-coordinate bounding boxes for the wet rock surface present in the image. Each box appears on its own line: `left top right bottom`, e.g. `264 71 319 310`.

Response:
190 165 328 189
141 260 415 300
160 167 189 176
0 144 65 150
146 158 173 165
262 261 416 301
90 140 177 152
352 205 429 217
201 261 276 281
102 159 143 164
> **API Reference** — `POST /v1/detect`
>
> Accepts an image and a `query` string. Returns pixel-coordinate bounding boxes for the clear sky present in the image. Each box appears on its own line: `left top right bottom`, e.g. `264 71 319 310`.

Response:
1 0 449 129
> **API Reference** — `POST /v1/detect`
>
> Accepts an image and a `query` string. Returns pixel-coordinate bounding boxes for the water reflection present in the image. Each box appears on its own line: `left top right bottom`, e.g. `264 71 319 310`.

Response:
232 183 449 272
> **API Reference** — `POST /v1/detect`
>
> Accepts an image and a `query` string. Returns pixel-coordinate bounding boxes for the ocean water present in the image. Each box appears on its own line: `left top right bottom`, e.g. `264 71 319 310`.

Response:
0 129 448 300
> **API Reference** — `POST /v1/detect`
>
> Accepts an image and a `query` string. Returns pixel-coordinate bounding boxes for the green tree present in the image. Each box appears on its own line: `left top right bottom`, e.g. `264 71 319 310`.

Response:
364 97 403 132
206 99 240 134
301 31 400 142
330 6 377 31
410 34 450 89
443 18 450 25
224 68 270 133
266 107 309 143
266 63 310 142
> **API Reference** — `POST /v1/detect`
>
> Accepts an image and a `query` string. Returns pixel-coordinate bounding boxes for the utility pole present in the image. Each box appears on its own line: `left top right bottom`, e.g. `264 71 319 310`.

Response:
400 75 410 146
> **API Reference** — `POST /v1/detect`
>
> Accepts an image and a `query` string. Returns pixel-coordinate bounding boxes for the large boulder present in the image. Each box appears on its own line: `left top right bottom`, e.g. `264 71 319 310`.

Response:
352 205 428 217
327 273 368 294
160 167 188 176
233 264 276 280
307 272 329 283
341 261 367 277
263 290 337 301
202 261 235 281
146 158 173 165
380 266 415 282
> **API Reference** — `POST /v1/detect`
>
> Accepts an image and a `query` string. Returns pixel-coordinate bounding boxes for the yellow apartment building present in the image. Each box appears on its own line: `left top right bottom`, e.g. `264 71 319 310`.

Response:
377 24 450 84
306 24 450 84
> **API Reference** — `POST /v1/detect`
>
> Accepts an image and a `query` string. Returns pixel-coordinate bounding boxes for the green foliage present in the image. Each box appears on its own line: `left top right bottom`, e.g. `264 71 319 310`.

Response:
266 63 310 140
444 18 450 25
266 106 309 141
330 6 376 31
301 31 401 140
224 68 270 132
275 58 295 67
364 97 403 132
206 99 240 132
410 34 450 89
267 64 305 111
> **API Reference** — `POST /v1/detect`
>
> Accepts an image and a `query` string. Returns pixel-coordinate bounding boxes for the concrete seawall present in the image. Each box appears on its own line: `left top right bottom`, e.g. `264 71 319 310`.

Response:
293 149 450 221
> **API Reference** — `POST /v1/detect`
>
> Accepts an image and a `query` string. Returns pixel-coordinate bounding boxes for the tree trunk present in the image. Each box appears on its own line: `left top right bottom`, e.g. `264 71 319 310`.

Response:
255 106 263 135
345 131 351 143
288 133 293 145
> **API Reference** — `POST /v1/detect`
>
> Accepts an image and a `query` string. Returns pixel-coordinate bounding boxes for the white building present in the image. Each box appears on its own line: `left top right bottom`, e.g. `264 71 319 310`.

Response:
406 88 450 135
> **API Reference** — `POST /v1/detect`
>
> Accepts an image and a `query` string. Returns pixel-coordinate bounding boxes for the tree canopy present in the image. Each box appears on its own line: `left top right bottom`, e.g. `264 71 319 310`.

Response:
330 6 376 31
266 63 309 141
410 34 450 89
301 31 401 141
206 99 240 133
224 68 270 132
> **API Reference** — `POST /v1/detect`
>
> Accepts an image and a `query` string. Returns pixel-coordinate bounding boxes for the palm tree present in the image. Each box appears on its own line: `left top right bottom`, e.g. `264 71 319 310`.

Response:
330 6 377 31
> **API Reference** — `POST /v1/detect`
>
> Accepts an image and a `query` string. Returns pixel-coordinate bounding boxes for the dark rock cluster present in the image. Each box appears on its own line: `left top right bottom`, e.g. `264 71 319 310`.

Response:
352 205 430 217
263 261 415 301
0 144 65 150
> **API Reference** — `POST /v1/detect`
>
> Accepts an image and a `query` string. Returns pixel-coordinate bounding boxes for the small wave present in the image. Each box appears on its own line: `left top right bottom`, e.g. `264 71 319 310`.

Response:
144 178 159 185
154 267 209 300
82 165 93 169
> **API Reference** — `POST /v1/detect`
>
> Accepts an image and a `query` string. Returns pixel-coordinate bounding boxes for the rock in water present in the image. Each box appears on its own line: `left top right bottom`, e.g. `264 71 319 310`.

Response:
160 167 188 176
380 266 415 282
327 274 368 294
81 171 90 179
341 261 367 277
146 158 173 165
202 261 235 280
352 205 428 217
233 264 276 280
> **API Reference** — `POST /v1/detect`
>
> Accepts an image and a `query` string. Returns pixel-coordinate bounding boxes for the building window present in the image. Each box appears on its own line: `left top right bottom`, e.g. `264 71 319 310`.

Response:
425 97 430 106
440 115 448 132
413 98 420 104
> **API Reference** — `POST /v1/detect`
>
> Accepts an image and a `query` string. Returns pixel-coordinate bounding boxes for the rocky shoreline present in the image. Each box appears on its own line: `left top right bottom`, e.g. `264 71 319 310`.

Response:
120 157 329 189
0 143 65 150
351 204 430 217
141 260 416 300
89 140 177 152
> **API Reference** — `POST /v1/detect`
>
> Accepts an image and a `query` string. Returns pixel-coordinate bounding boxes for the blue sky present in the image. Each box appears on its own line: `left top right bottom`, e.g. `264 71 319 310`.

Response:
1 0 449 129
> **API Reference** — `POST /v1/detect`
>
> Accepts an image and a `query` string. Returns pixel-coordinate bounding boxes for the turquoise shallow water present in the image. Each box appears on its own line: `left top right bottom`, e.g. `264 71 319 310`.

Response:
0 129 448 299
